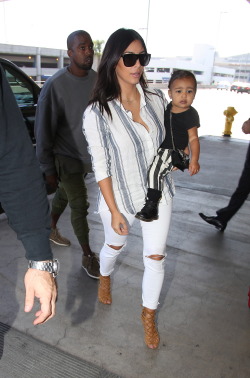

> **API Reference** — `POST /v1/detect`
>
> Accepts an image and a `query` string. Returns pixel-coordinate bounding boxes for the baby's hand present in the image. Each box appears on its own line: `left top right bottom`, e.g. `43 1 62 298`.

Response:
188 161 200 176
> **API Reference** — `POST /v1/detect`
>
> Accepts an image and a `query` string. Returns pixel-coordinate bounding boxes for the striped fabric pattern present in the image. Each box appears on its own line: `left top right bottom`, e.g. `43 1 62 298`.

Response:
83 84 175 214
148 148 173 191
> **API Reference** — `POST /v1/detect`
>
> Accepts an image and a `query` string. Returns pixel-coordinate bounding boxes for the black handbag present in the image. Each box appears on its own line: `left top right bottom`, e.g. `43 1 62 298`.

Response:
171 149 189 171
169 113 189 172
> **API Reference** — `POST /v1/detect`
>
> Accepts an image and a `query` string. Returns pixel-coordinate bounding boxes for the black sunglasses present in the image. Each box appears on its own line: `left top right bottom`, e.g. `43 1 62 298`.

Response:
121 53 151 67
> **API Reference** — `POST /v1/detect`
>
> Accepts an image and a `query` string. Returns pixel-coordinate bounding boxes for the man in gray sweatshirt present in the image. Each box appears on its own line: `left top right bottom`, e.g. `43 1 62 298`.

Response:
35 30 99 279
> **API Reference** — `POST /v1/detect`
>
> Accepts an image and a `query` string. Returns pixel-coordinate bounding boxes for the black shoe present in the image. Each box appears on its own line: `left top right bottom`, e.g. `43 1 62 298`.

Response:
135 200 159 222
199 213 227 231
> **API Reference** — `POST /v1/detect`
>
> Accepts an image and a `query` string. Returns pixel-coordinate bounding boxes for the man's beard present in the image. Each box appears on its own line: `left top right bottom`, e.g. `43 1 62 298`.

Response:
78 61 93 71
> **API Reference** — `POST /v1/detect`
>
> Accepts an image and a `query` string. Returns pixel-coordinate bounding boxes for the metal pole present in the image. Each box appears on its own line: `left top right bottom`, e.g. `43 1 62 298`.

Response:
145 0 150 46
211 11 228 84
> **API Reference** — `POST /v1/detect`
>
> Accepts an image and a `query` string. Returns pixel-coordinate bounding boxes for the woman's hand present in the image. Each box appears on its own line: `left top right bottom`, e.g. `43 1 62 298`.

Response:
111 211 129 235
98 177 129 235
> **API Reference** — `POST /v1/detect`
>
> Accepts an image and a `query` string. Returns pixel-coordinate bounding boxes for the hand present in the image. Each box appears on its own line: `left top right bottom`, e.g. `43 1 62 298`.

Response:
24 269 57 325
45 174 58 191
183 146 190 155
188 161 200 176
242 119 250 134
111 211 129 235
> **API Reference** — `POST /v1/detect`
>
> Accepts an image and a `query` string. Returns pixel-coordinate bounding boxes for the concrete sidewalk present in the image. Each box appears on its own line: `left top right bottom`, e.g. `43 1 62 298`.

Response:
0 136 249 378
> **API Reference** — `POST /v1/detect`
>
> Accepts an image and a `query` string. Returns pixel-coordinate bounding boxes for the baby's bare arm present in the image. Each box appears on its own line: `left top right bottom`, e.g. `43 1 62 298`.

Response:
188 127 200 176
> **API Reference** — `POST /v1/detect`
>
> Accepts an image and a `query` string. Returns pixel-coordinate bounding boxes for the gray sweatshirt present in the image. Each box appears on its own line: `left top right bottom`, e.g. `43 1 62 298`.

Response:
35 67 97 176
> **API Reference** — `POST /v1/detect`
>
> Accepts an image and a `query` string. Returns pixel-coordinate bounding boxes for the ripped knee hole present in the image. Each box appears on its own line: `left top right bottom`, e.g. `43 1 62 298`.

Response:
146 254 164 260
107 244 124 250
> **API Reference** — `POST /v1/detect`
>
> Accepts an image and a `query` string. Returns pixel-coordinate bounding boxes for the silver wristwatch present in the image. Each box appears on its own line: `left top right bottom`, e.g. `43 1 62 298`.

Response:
28 259 59 278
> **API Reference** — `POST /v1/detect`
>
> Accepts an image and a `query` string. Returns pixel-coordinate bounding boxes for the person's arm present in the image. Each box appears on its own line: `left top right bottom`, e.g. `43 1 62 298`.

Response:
83 106 128 235
35 83 60 191
4 137 58 325
242 119 250 134
1 131 58 325
0 65 57 325
98 177 128 235
34 84 58 177
187 126 200 175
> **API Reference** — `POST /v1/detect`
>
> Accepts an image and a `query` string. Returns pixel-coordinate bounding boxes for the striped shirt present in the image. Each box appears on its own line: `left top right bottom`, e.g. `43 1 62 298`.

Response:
83 84 175 214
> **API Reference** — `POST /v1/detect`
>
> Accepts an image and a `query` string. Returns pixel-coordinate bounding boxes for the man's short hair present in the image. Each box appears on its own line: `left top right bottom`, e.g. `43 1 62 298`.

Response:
67 30 90 50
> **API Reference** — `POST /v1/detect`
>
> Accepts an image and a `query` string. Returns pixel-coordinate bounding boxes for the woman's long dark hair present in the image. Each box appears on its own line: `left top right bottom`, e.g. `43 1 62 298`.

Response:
89 28 149 118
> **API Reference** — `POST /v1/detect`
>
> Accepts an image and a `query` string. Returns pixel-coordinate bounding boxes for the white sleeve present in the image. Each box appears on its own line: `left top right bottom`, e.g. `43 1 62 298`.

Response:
82 106 111 182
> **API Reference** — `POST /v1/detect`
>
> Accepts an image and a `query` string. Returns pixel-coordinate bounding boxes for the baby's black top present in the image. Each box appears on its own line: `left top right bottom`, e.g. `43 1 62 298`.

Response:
160 102 200 150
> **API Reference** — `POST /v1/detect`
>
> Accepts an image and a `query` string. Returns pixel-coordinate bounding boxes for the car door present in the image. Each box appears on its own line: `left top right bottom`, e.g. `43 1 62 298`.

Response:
0 59 42 214
0 58 41 146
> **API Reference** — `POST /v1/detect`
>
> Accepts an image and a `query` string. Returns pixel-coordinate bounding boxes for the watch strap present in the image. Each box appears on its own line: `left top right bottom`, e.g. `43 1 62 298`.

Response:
28 259 59 277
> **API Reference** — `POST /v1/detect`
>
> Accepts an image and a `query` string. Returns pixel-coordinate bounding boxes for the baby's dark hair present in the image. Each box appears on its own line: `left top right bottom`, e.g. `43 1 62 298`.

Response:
168 70 197 92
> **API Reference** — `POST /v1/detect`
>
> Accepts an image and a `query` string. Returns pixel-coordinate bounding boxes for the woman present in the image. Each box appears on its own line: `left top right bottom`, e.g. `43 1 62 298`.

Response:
83 28 175 349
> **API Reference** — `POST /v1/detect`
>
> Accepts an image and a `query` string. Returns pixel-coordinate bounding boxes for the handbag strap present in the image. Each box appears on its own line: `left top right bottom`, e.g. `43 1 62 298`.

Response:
169 112 176 150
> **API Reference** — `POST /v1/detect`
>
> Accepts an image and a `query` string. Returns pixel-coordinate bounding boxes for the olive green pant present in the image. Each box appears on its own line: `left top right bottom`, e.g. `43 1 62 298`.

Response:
52 156 90 245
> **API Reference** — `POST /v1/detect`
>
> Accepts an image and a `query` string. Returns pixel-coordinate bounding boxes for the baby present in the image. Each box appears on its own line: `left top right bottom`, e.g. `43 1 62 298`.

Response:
136 69 200 222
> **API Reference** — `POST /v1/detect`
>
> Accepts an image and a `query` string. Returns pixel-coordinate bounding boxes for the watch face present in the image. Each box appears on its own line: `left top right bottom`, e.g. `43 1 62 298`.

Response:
53 259 60 276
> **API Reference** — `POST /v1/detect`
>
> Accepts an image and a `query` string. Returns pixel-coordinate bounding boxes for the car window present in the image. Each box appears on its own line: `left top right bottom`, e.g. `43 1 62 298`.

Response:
2 65 35 107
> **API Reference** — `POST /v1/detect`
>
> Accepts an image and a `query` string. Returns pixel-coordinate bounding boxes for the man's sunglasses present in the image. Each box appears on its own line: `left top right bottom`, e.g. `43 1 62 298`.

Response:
121 53 151 67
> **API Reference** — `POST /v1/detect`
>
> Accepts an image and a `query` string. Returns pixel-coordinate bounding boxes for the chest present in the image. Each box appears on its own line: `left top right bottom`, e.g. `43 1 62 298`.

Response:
121 101 149 132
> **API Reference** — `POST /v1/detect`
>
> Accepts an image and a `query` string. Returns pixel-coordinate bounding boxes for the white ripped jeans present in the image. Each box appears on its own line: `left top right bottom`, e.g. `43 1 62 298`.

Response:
99 200 172 310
